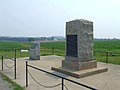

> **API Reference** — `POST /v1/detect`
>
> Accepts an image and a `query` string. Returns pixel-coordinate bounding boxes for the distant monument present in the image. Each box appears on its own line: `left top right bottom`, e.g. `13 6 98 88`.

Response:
29 42 40 60
52 19 108 78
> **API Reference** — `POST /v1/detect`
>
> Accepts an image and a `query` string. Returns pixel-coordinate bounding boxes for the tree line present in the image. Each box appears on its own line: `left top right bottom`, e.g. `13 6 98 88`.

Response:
0 36 65 42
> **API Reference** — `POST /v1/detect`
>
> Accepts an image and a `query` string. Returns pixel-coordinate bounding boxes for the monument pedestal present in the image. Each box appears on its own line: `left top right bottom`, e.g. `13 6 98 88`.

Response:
51 60 108 78
51 66 108 78
52 60 108 78
62 60 97 71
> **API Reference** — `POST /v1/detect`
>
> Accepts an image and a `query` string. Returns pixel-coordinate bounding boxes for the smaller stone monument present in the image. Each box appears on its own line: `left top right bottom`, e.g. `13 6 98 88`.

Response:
29 42 40 60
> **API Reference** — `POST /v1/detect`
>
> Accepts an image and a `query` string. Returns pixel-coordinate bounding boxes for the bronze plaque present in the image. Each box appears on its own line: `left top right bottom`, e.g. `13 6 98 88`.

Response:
66 35 77 57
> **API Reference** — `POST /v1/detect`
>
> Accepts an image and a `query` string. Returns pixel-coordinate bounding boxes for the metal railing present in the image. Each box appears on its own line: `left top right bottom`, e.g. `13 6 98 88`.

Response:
26 61 97 90
1 48 120 65
41 47 65 56
94 50 120 64
0 49 17 79
41 48 120 65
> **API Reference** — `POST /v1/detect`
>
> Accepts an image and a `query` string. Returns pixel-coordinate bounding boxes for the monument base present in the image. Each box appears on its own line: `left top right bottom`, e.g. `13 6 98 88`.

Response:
29 58 40 60
62 60 97 71
51 66 108 78
51 60 108 78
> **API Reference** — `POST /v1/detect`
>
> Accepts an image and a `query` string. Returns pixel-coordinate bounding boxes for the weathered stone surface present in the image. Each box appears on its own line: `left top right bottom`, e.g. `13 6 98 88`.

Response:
63 19 95 71
29 43 40 60
62 60 97 71
65 19 93 62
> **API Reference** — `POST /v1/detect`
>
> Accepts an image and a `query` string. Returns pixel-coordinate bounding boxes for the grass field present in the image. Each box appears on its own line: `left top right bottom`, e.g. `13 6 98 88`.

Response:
0 39 120 64
0 42 31 50
94 39 120 52
0 42 31 58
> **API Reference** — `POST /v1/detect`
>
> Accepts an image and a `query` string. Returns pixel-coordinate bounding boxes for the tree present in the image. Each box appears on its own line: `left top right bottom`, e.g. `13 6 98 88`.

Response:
28 38 34 43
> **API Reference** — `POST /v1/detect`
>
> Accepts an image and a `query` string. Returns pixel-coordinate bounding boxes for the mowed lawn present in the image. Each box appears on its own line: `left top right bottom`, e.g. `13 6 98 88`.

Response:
0 39 120 64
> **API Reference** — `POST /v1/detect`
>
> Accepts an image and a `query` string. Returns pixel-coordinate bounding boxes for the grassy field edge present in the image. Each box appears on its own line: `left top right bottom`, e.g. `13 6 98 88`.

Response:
0 71 25 90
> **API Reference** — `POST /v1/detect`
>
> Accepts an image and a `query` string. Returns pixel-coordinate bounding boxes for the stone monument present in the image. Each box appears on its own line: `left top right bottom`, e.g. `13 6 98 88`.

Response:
52 19 108 78
29 42 40 60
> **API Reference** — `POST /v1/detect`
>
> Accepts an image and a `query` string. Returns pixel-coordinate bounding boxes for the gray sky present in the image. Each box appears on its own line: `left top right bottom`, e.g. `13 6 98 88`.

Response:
0 0 120 38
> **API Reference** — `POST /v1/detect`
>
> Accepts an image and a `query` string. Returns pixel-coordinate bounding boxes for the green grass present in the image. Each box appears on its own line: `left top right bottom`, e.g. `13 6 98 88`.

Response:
40 40 120 64
41 40 120 52
93 39 120 65
0 72 25 90
41 41 65 49
94 39 120 52
0 42 31 58
40 41 65 56
0 40 120 64
0 42 31 50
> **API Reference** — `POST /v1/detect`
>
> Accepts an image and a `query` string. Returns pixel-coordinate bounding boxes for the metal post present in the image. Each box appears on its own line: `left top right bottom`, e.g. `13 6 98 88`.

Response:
2 56 3 70
26 61 28 87
106 52 108 63
62 78 64 90
93 51 95 56
15 49 16 59
20 49 21 57
14 58 16 79
15 49 17 79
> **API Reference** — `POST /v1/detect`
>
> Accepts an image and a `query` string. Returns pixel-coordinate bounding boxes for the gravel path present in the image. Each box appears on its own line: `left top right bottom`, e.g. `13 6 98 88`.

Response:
0 75 13 90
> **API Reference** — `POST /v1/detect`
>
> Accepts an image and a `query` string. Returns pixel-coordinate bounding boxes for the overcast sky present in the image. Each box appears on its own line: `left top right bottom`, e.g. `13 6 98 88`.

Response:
0 0 120 38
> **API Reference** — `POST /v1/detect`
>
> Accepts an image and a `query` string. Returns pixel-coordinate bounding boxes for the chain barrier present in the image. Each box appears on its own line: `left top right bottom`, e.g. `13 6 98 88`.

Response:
63 84 69 90
26 62 97 90
28 70 63 88
3 56 14 61
0 50 17 79
3 60 15 69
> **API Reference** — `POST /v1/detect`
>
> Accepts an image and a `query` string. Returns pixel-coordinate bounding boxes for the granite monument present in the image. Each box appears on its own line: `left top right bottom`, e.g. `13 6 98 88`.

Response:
29 42 40 60
52 19 108 78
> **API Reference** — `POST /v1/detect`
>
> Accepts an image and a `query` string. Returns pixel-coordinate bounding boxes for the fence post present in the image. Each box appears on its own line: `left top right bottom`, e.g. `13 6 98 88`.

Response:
93 51 95 56
2 56 3 70
106 52 109 63
15 49 16 59
52 47 54 55
26 61 28 87
14 49 17 79
62 78 64 90
20 49 21 57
